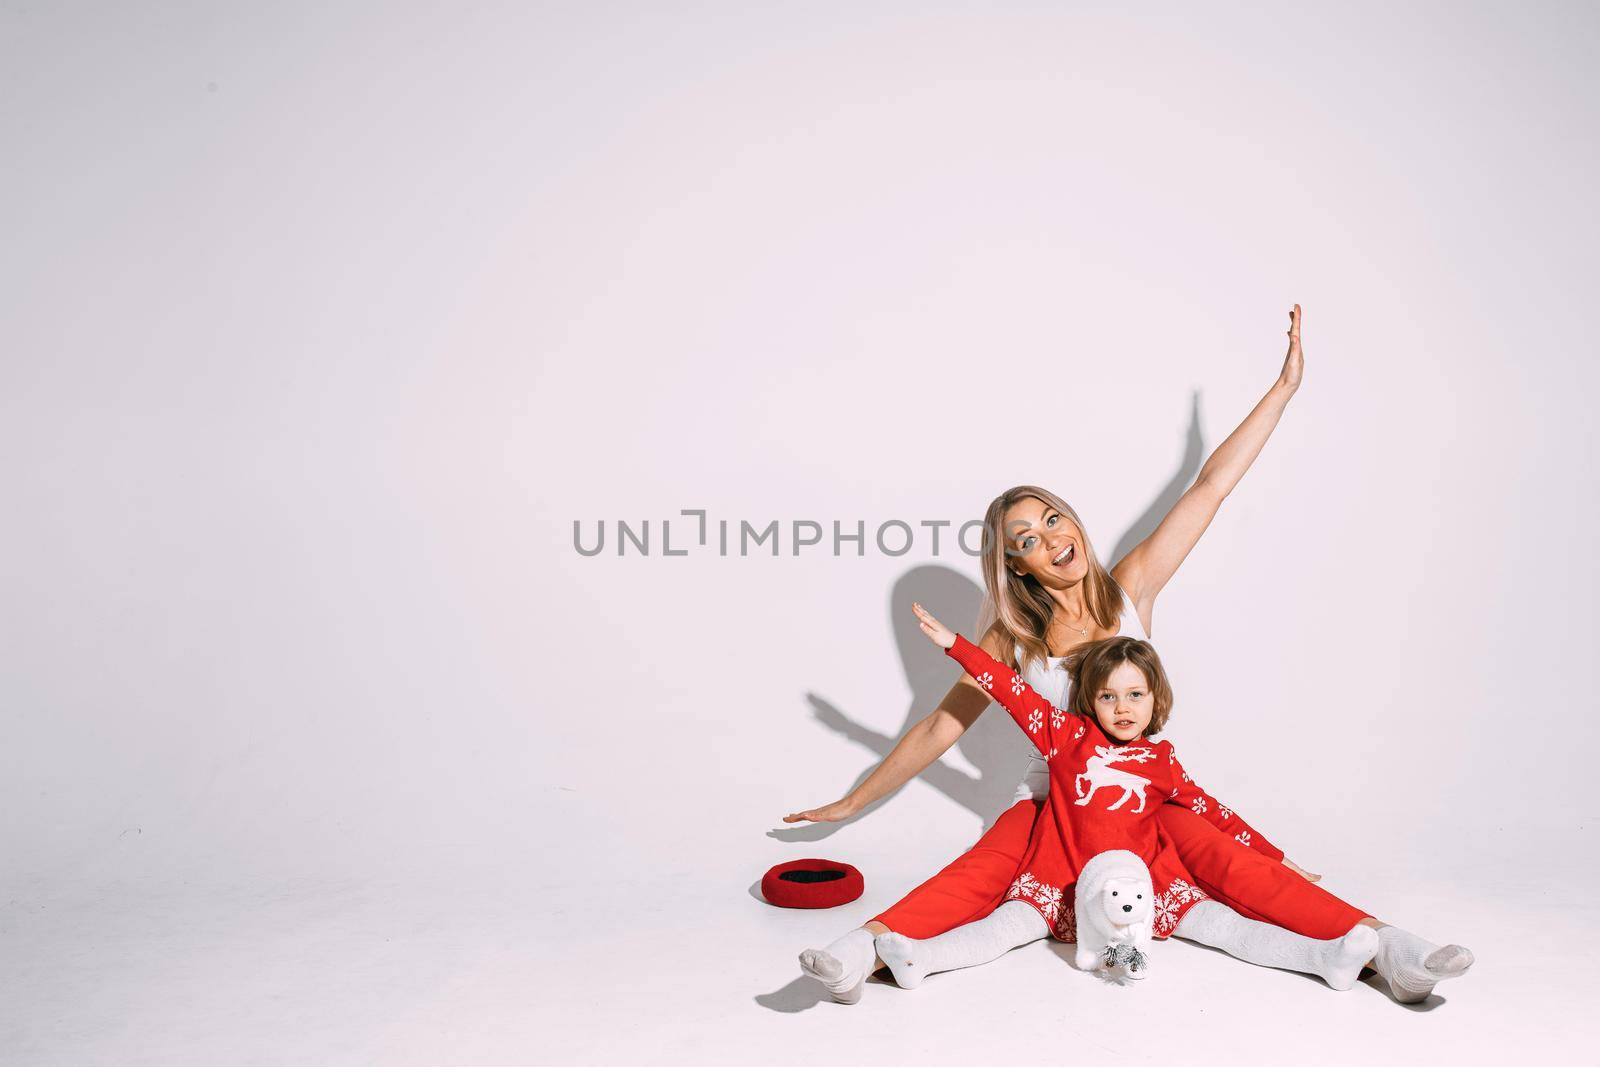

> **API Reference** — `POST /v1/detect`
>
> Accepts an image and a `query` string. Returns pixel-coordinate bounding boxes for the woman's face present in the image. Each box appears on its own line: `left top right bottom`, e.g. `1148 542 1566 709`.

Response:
1001 497 1089 588
1091 661 1154 743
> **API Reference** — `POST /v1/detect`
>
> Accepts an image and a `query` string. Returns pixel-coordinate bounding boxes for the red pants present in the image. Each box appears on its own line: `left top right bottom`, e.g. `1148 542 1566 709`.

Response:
873 799 1370 940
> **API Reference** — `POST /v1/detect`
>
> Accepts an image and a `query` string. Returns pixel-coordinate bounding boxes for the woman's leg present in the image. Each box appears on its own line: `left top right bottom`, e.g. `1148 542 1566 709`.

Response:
872 798 1042 937
875 901 1049 989
798 798 1040 1004
1160 808 1475 1002
1157 805 1369 936
1172 900 1379 990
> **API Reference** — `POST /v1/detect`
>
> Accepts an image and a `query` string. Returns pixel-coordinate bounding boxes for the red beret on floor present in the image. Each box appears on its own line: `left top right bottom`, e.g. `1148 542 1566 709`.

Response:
761 859 865 909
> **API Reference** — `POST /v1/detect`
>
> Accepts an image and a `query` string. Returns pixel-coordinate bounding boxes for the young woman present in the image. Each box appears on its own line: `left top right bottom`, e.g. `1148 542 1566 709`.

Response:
786 308 1471 1005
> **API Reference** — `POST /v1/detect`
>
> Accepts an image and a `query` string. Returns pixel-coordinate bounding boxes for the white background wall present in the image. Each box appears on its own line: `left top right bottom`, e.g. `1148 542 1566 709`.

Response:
3 2 1596 1063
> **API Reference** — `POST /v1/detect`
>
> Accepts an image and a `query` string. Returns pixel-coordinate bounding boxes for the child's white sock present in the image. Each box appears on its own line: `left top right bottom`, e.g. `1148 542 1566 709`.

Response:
1173 901 1379 990
1371 925 1475 1004
798 928 877 1004
874 900 1049 990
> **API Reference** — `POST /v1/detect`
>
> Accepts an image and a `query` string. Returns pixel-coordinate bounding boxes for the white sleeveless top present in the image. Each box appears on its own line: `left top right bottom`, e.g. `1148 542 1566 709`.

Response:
1009 589 1149 803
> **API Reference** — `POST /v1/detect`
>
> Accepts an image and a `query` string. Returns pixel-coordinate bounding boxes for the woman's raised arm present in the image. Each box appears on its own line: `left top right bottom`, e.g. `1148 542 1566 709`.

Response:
1115 305 1306 616
781 623 1005 824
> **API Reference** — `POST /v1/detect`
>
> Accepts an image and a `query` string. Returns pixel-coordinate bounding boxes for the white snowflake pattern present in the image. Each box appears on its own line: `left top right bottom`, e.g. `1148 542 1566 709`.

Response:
1007 877 1079 941
1169 786 1179 798
1151 878 1209 938
1218 804 1233 820
1009 674 1025 695
1168 748 1177 763
1073 722 1086 741
1028 709 1044 734
1050 707 1066 729
1009 874 1050 902
1235 831 1252 848
1047 747 1058 760
1191 796 1207 815
1034 884 1064 924
1009 873 1040 900
1006 872 1074 935
1169 879 1205 903
1182 771 1193 783
975 672 994 691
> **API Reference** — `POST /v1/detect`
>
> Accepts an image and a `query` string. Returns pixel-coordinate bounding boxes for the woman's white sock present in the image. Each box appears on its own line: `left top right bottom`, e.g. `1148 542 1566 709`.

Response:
874 900 1049 990
1173 900 1380 990
1371 925 1475 1004
798 928 877 1004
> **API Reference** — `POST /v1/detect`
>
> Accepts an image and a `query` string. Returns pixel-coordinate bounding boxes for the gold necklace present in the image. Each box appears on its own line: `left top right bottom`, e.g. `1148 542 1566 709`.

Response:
1057 612 1091 639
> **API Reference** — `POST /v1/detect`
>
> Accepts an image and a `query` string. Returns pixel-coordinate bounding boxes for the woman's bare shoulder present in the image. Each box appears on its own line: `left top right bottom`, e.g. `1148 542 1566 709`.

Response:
977 619 1009 656
1110 560 1142 602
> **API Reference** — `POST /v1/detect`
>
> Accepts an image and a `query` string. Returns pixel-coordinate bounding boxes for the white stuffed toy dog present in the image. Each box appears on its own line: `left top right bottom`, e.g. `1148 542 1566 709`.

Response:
1073 849 1156 979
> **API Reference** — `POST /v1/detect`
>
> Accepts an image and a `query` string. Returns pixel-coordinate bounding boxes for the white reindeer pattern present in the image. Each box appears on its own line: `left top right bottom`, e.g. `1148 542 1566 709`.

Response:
1074 745 1158 813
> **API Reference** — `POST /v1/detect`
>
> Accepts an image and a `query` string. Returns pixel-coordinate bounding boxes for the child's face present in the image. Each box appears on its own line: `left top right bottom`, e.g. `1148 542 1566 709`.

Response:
1092 662 1154 743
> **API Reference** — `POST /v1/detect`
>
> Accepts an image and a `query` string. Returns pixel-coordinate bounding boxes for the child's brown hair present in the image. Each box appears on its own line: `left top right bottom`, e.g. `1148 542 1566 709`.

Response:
1061 636 1175 737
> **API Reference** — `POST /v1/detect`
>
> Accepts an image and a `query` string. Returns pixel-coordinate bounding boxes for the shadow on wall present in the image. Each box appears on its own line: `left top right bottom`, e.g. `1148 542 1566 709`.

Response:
771 391 1206 842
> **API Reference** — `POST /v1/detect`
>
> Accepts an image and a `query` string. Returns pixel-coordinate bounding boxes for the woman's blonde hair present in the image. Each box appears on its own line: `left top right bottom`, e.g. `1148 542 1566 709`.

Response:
1062 636 1175 737
980 485 1124 678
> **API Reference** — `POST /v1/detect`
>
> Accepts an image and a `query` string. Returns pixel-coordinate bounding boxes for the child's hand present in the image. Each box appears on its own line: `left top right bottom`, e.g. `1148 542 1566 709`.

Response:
912 602 956 649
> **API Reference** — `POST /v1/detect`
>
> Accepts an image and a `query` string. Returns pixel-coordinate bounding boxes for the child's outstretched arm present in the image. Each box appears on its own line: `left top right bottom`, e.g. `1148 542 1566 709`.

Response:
912 602 1065 756
1164 749 1287 862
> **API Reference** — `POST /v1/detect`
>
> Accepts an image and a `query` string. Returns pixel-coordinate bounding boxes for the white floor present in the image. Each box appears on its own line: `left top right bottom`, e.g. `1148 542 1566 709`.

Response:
4 846 1592 1066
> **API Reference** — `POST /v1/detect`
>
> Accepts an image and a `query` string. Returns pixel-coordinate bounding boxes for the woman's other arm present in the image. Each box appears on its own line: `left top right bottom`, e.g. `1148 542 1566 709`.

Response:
1114 305 1306 623
781 623 1004 824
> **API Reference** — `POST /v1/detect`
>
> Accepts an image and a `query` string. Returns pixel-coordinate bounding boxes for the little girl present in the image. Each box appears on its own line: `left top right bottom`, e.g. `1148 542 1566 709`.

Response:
857 602 1474 994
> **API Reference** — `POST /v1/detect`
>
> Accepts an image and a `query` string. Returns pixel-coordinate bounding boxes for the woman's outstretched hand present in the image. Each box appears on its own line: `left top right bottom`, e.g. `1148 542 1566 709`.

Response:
1278 303 1304 392
1282 857 1323 882
912 602 956 649
782 798 858 824
784 605 955 825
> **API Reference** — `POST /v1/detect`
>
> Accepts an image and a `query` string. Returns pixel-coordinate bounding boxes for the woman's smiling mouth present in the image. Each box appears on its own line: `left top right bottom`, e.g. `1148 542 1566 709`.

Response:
1051 544 1076 567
